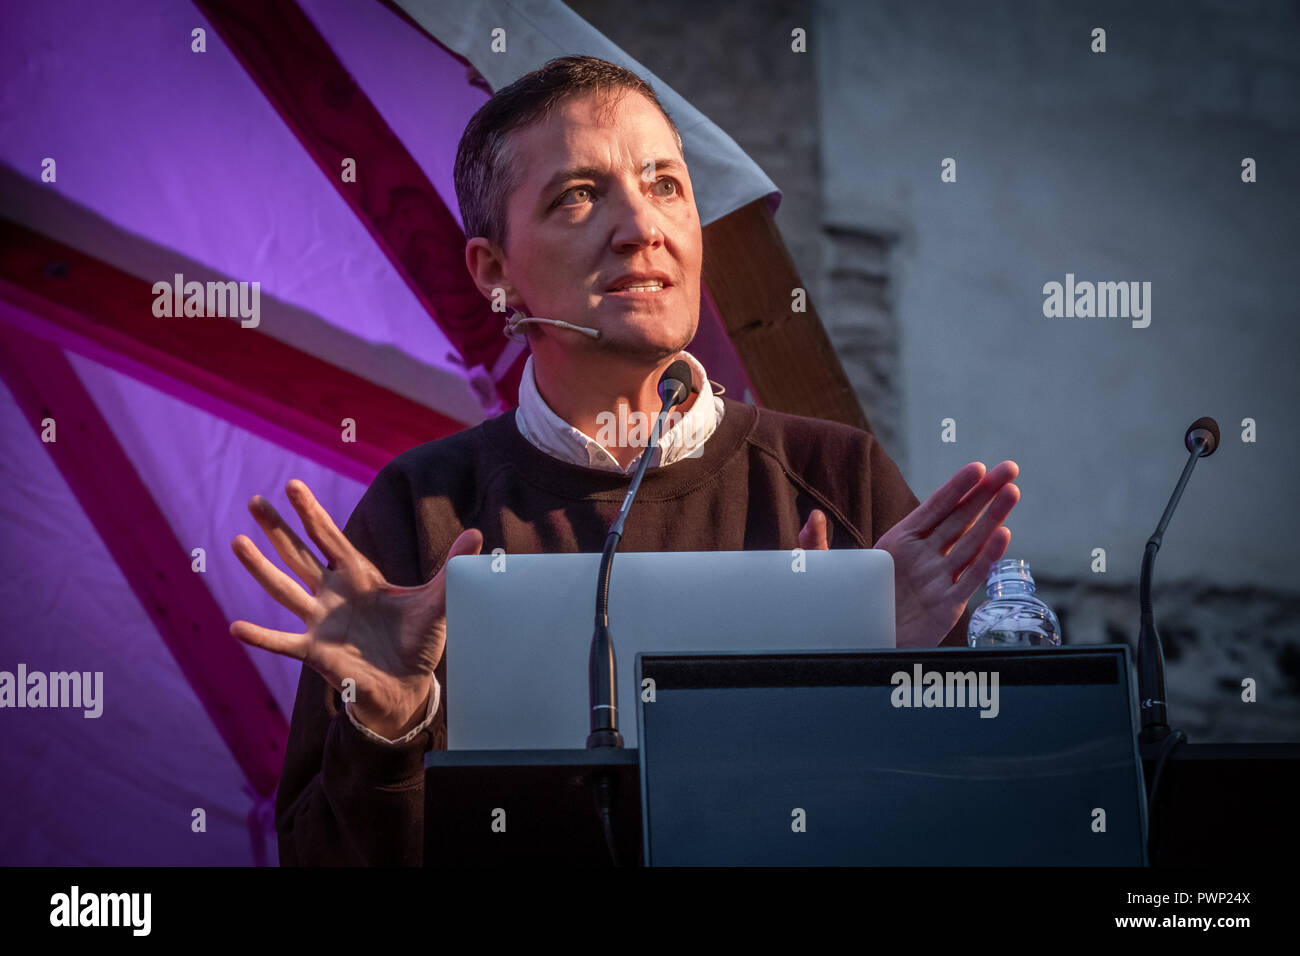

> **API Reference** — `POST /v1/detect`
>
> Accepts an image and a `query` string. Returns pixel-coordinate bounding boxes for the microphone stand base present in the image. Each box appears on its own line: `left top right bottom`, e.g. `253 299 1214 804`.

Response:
587 729 624 749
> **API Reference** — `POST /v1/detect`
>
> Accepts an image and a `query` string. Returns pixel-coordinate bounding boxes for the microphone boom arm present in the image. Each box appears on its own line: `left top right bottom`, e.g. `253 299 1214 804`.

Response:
1138 434 1211 743
587 370 688 749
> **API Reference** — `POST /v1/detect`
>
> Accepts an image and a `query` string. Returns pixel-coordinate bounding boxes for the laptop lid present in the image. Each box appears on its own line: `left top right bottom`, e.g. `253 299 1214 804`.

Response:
636 646 1147 866
446 549 894 750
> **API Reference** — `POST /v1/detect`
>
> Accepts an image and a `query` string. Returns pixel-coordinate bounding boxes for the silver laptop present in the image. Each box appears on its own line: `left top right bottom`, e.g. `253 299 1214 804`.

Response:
445 549 895 750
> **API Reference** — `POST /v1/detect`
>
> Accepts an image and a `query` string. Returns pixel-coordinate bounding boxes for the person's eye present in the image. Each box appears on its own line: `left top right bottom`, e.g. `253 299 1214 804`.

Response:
653 178 679 198
557 185 595 207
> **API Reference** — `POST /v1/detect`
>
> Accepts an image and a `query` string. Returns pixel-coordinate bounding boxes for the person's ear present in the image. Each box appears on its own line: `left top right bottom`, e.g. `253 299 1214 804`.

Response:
464 237 526 312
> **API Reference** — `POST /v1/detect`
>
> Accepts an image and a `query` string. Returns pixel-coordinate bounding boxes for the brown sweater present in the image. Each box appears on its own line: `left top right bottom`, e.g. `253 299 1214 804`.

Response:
274 397 972 865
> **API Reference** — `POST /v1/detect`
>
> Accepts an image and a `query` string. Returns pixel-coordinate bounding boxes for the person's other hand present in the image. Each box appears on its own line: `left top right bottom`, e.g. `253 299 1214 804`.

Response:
874 461 1019 647
229 479 482 738
796 461 1019 648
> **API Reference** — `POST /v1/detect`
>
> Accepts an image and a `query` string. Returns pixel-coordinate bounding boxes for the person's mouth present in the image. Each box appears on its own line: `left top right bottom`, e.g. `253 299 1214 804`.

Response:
604 272 673 295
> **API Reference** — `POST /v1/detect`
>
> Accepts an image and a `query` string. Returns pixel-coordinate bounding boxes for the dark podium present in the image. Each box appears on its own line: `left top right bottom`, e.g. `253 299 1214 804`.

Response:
424 745 1299 867
423 647 1299 866
425 748 642 866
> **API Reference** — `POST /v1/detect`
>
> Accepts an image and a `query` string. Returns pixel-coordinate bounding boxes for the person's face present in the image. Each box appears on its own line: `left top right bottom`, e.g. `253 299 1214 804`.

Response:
480 89 703 362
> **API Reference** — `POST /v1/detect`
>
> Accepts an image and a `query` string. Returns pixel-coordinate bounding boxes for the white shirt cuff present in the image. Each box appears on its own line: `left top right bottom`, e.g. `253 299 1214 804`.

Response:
344 676 441 747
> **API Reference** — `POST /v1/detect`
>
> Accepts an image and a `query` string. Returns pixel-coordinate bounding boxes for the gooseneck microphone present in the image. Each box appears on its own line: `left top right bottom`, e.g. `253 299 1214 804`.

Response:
587 359 693 749
586 360 692 866
1138 416 1219 744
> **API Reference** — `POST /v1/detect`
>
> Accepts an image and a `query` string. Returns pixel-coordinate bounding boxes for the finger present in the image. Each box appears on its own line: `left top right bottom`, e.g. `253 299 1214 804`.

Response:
426 528 486 599
248 494 325 591
950 526 1011 598
905 462 986 537
447 527 485 561
231 533 316 620
797 512 817 551
798 510 830 550
930 460 1019 551
943 483 1020 576
284 479 357 571
230 619 309 661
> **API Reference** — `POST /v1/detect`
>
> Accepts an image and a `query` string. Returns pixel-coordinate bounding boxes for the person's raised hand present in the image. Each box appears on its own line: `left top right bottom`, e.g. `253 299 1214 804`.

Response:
874 461 1019 648
228 479 482 738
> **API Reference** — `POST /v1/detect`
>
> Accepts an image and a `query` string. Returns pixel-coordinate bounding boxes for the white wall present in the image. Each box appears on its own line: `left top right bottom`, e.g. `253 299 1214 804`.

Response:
816 0 1299 594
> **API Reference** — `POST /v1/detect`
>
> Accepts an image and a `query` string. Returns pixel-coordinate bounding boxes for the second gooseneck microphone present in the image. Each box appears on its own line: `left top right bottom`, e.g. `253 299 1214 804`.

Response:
1138 416 1219 743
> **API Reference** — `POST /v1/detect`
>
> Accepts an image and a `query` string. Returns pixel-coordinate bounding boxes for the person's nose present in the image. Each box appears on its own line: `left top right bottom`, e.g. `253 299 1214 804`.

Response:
608 182 664 253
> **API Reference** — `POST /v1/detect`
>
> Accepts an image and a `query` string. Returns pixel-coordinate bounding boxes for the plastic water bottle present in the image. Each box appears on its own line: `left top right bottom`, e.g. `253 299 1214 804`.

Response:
967 558 1062 647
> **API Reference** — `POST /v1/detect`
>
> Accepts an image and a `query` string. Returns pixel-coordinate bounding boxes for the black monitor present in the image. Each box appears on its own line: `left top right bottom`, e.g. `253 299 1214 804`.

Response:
636 646 1147 866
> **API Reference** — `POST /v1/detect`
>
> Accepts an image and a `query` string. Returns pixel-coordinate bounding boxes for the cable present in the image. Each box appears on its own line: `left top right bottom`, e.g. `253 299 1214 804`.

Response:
1146 728 1186 865
592 771 620 867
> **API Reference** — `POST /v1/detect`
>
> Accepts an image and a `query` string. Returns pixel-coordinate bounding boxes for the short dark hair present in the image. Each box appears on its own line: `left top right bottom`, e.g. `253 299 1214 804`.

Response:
453 55 684 251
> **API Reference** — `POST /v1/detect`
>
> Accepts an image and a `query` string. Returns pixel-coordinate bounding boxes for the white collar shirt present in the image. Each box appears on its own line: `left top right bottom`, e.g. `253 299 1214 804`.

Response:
514 351 726 474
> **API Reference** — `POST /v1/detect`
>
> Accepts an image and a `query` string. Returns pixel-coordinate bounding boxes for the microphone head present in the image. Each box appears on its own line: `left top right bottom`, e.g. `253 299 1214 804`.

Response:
1185 416 1220 457
658 359 693 407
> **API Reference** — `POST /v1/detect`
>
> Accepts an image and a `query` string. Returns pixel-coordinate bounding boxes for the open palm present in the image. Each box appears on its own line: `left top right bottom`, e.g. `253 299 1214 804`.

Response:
229 479 482 737
798 461 1019 648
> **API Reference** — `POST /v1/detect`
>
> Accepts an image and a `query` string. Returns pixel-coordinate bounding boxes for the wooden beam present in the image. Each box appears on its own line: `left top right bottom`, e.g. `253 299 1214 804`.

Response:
0 218 466 484
691 282 760 402
0 322 288 796
702 199 871 431
193 0 521 406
